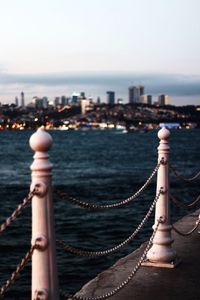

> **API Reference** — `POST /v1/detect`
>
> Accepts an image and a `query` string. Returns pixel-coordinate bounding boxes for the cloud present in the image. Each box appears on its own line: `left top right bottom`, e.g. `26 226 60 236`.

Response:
0 72 200 99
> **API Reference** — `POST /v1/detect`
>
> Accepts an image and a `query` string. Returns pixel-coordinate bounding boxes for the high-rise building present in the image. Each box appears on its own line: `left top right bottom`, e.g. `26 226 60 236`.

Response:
71 94 78 104
139 94 152 105
80 92 86 99
147 94 152 105
15 97 19 107
36 98 43 109
158 94 168 106
21 91 25 107
129 86 144 103
61 96 69 106
106 91 115 105
97 97 101 104
54 97 60 107
42 97 49 108
32 96 38 105
32 96 48 109
81 99 91 114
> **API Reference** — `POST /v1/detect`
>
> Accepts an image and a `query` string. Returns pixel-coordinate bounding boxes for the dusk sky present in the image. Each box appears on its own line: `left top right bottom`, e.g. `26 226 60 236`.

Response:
0 0 200 105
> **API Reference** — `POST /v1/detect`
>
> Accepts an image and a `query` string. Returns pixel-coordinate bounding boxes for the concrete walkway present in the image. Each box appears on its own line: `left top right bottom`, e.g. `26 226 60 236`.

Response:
76 209 200 300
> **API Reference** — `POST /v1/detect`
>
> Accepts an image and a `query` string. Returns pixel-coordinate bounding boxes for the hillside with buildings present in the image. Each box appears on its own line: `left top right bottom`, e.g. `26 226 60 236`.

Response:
0 86 199 131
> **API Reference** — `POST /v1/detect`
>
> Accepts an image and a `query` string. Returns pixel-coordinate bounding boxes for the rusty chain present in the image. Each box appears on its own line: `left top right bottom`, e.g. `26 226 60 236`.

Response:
0 186 39 234
57 188 163 257
0 245 36 299
54 159 164 210
60 217 162 300
169 164 200 182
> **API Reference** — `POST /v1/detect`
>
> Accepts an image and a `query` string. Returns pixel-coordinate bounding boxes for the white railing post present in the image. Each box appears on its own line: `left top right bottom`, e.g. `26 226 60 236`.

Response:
29 127 59 299
144 127 177 268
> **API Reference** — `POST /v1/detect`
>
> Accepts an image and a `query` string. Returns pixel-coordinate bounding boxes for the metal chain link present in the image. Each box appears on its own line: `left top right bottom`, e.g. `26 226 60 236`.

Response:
0 245 36 299
57 188 163 258
60 217 162 300
0 187 38 234
172 215 200 237
55 160 164 210
169 164 200 182
170 193 200 209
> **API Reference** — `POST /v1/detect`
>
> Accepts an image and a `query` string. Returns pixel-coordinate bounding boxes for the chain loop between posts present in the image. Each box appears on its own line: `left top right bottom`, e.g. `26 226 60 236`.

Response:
169 165 200 182
0 187 38 234
170 193 200 209
55 160 164 210
0 245 36 299
172 215 200 236
60 217 162 300
57 188 163 258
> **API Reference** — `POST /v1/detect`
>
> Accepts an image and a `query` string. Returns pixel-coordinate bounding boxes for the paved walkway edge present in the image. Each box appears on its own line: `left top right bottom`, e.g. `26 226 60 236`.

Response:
75 209 200 300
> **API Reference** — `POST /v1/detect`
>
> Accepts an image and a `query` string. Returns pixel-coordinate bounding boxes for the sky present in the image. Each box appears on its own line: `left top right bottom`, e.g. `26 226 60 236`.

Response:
0 0 200 105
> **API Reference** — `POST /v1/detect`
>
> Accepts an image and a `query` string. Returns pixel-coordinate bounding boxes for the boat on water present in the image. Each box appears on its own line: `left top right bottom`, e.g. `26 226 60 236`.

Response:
126 125 149 133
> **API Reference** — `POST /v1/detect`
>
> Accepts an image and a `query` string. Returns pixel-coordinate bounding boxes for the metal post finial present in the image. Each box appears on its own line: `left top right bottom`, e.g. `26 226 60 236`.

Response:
158 126 170 140
29 127 53 152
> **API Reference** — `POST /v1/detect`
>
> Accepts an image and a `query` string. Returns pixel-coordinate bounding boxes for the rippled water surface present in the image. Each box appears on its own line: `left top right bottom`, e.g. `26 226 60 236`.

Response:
0 129 199 299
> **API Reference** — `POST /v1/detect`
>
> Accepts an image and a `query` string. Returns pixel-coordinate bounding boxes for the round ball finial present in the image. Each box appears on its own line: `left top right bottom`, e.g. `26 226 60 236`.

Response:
29 127 53 152
158 126 170 140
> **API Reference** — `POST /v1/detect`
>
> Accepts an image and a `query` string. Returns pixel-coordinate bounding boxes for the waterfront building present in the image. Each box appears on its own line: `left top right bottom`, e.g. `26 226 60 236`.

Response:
107 91 115 105
158 94 169 106
117 98 123 104
129 85 144 103
21 91 25 107
159 122 180 129
81 99 91 114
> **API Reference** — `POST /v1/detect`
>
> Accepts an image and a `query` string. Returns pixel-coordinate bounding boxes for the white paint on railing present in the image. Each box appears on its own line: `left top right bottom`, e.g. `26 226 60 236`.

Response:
30 127 59 300
145 127 177 267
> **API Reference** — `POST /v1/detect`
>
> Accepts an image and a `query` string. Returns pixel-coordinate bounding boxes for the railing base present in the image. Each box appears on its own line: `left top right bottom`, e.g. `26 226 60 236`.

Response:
142 257 181 269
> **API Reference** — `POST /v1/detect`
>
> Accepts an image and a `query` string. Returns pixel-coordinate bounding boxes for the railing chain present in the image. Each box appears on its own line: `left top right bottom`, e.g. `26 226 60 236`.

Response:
60 217 162 300
0 245 36 299
172 214 200 236
169 164 200 182
0 186 39 234
170 194 200 209
57 188 163 257
55 160 164 210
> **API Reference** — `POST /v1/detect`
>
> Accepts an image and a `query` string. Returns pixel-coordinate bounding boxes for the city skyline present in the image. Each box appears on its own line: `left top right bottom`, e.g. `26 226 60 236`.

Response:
0 0 200 105
1 72 200 106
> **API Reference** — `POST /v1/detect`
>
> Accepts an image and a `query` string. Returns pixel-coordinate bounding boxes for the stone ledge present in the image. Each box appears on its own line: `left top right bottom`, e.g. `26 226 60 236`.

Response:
75 209 200 300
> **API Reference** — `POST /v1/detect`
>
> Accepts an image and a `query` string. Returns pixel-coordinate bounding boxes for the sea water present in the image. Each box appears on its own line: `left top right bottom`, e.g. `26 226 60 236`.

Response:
0 129 199 299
